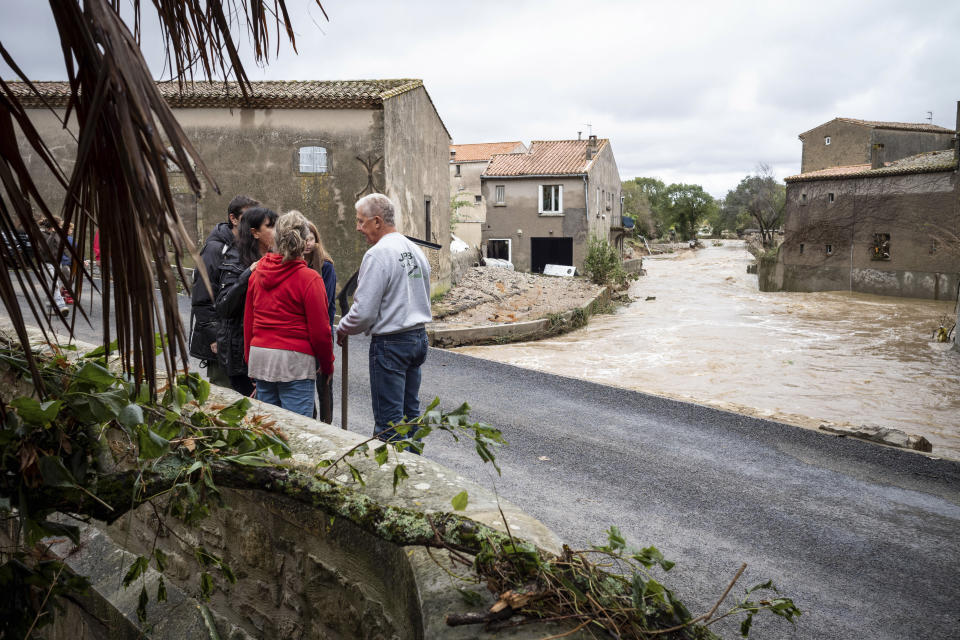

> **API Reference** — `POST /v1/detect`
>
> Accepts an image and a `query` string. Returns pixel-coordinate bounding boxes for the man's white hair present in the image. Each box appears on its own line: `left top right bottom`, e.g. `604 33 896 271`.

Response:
355 193 396 226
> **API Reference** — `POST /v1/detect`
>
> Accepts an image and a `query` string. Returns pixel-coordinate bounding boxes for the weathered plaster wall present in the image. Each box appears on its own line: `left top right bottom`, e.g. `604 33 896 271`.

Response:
481 177 588 272
800 120 954 173
451 161 488 248
773 171 960 299
383 87 451 291
172 107 383 290
586 143 623 244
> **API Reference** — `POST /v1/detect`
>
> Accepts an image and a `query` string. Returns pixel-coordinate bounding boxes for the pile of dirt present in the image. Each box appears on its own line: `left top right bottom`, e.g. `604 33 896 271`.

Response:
433 267 604 326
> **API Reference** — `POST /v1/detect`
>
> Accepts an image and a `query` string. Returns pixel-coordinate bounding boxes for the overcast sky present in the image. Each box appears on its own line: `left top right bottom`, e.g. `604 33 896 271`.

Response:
3 0 959 197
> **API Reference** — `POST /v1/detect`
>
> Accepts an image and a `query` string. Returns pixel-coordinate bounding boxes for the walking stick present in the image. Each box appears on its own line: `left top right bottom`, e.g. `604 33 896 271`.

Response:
336 271 359 431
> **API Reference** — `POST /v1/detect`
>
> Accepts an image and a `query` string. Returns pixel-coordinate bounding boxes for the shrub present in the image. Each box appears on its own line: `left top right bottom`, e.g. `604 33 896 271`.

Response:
582 234 627 285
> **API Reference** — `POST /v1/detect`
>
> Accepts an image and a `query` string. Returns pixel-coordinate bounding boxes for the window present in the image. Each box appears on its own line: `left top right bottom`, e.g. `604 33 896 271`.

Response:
424 197 432 240
495 185 505 204
455 164 461 177
298 146 328 173
825 244 833 256
474 195 482 204
487 239 511 262
799 243 805 255
828 192 835 203
871 233 891 260
801 193 807 204
540 185 563 213
825 136 831 145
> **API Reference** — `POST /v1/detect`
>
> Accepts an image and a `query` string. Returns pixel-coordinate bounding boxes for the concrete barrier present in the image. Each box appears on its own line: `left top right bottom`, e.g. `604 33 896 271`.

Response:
428 287 611 348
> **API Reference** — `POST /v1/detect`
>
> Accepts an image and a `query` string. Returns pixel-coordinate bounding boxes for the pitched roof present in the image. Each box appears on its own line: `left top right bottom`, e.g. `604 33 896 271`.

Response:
785 149 957 182
799 117 955 138
450 142 525 163
483 139 608 177
7 79 426 109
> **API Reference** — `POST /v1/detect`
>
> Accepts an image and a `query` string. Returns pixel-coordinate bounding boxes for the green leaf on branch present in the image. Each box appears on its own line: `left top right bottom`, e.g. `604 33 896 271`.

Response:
82 339 118 359
392 463 409 492
123 556 150 587
74 361 117 389
137 426 170 460
10 397 61 426
374 445 389 466
117 403 145 428
217 398 250 425
451 490 469 511
153 549 167 573
156 577 167 603
347 463 365 486
199 572 214 600
137 585 149 622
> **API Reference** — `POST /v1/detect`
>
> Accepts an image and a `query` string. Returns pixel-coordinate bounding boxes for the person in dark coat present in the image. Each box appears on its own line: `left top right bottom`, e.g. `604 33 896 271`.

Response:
190 195 259 387
216 206 278 396
303 218 337 422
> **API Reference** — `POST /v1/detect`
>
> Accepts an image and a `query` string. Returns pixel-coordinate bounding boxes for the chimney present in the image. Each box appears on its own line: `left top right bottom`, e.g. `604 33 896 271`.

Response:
449 149 456 160
578 131 582 141
586 134 598 161
870 143 885 170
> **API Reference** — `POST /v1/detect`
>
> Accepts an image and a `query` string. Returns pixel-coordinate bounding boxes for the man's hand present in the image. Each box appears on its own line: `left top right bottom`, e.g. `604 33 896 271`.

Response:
210 342 218 354
336 330 347 347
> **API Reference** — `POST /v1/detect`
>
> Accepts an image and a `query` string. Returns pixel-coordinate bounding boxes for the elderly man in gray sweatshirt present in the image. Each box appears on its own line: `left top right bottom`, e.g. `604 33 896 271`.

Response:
337 193 432 442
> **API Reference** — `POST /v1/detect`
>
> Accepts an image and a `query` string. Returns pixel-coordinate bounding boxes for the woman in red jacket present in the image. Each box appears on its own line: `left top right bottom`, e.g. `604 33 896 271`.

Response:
244 211 334 417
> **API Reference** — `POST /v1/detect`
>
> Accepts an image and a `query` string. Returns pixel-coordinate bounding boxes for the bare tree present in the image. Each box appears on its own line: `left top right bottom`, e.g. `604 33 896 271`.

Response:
0 0 326 395
725 163 785 247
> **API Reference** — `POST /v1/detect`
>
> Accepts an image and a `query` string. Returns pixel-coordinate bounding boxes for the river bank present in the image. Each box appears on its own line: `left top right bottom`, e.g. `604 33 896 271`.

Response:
454 241 960 461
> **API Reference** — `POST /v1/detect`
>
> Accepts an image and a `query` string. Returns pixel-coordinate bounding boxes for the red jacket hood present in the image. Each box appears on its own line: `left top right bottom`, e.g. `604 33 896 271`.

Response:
256 253 308 290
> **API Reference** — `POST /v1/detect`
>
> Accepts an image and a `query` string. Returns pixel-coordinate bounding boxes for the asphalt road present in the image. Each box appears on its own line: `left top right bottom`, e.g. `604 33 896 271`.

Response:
15 285 960 639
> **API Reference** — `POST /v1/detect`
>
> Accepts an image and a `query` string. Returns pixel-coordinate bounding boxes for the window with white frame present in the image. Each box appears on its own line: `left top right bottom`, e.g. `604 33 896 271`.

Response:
495 185 505 204
824 136 831 146
298 146 328 173
540 184 563 213
487 238 511 262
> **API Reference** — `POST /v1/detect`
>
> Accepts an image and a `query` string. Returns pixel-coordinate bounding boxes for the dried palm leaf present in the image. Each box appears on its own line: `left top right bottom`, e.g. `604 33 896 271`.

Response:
0 0 325 396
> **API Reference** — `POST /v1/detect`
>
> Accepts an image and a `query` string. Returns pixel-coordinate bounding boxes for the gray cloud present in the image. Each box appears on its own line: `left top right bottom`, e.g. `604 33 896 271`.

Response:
2 0 959 198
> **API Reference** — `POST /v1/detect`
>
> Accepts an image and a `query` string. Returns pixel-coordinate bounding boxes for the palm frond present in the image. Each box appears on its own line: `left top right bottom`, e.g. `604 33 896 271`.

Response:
0 0 326 396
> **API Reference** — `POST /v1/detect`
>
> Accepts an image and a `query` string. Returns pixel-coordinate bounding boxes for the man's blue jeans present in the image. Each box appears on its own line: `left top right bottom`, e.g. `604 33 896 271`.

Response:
369 327 428 442
255 378 315 417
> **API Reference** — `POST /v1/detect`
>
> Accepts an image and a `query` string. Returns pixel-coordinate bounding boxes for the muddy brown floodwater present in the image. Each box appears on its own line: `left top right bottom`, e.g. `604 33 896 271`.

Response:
456 241 960 460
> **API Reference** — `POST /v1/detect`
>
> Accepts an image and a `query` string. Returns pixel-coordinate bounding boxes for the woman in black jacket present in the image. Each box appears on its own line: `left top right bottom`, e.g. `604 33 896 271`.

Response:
216 207 278 396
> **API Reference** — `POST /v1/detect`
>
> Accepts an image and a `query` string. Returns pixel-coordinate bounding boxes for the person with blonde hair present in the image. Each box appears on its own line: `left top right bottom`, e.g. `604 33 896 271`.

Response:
299 216 337 422
243 210 334 416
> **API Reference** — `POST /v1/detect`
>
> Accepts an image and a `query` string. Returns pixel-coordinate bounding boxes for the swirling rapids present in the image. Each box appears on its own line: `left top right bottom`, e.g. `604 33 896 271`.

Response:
456 241 960 460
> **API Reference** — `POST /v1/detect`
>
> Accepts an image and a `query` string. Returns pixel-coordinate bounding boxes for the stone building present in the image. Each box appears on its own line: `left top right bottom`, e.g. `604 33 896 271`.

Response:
9 80 453 292
449 141 527 249
766 144 960 300
480 135 623 273
799 117 954 173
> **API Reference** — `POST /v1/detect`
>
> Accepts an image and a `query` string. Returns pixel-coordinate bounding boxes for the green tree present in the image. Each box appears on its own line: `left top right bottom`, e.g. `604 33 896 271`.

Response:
723 164 786 246
622 177 667 237
661 184 717 241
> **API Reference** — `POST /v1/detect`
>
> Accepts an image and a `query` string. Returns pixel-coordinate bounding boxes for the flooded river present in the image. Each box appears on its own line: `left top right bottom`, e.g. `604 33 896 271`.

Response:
456 242 960 460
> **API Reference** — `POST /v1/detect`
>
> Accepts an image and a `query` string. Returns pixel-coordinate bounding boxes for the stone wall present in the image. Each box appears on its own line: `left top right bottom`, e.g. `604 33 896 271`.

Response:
383 86 452 291
774 170 960 299
0 332 582 639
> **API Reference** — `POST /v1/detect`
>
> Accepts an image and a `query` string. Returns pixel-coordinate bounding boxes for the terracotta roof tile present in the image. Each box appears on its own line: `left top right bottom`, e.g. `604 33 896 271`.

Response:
450 142 526 163
483 139 608 177
785 150 957 182
799 117 955 138
6 79 424 109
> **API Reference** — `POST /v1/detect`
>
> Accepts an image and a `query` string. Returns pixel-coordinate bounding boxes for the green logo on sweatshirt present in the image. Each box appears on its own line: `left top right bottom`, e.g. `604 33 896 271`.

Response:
399 251 423 279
